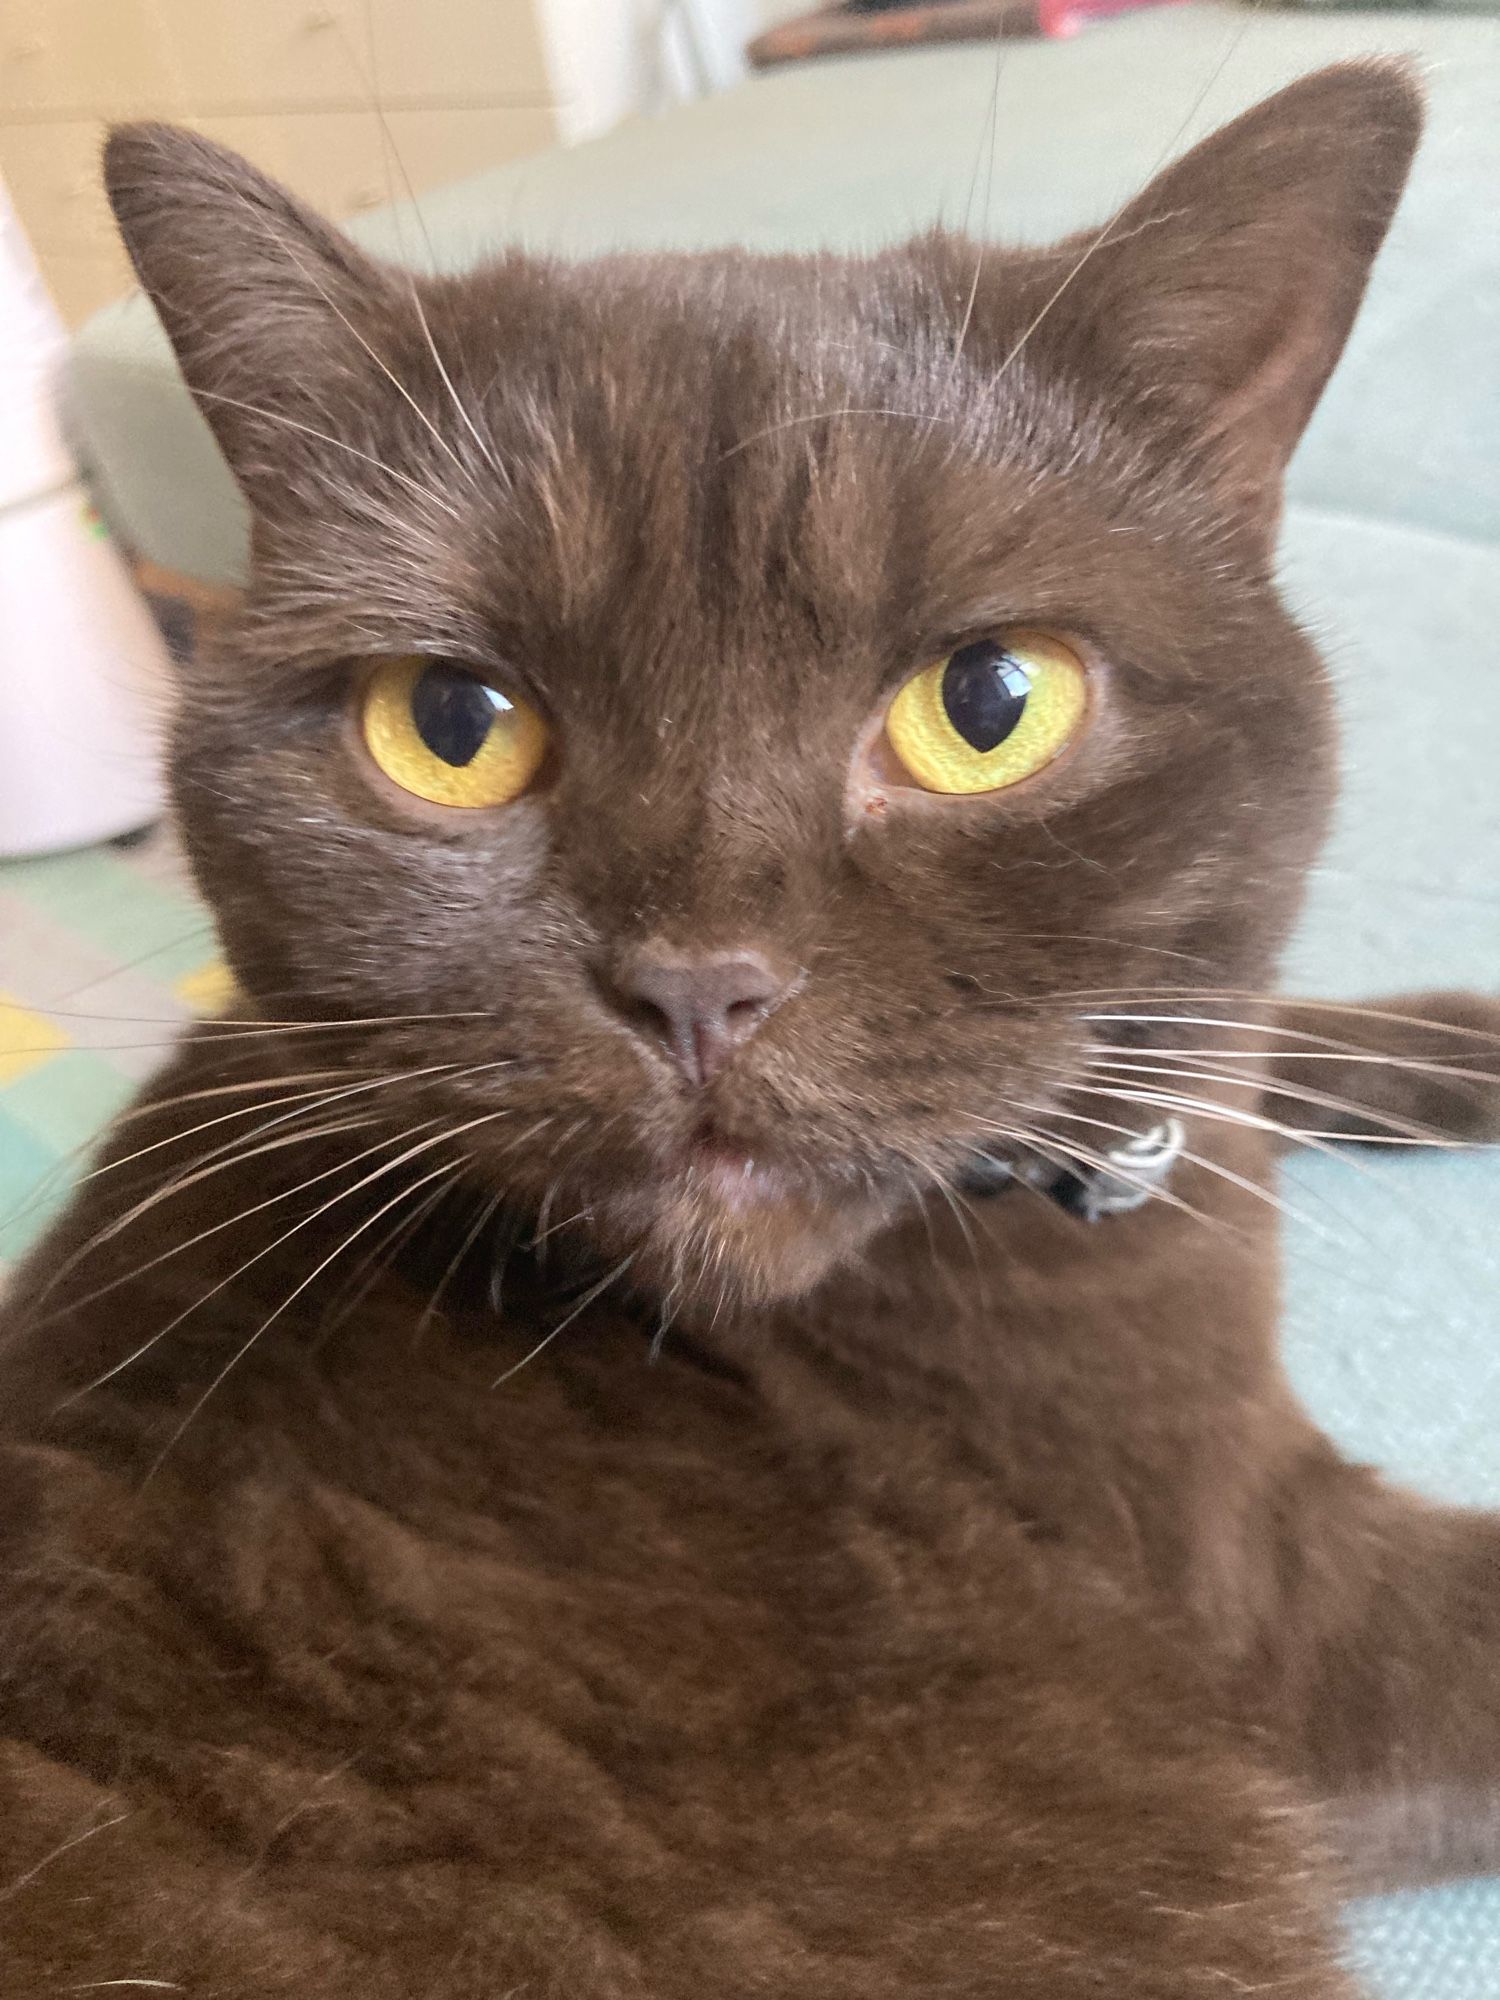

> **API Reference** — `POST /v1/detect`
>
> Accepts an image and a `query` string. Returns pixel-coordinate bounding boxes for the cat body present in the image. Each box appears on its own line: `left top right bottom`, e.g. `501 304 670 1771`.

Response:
2 62 1499 1997
0 1068 1354 1997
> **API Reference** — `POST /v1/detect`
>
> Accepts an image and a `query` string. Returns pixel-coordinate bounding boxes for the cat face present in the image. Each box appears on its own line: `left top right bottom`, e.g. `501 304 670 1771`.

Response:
104 67 1418 1307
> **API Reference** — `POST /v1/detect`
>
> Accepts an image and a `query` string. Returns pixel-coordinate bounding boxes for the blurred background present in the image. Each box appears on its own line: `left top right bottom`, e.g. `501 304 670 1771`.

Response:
0 0 786 329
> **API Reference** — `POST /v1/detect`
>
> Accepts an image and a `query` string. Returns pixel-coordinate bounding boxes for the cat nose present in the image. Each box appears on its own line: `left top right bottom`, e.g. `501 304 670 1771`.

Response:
607 944 795 1087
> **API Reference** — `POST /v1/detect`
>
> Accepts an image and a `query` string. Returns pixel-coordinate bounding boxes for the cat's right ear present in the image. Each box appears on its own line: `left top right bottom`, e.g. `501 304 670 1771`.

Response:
965 63 1423 544
103 122 397 499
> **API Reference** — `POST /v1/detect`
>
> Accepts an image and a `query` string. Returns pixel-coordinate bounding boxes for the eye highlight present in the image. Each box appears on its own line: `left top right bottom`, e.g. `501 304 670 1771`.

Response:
884 633 1088 796
360 656 548 809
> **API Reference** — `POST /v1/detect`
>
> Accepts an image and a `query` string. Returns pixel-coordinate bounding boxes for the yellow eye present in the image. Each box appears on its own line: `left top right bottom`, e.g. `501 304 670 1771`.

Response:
884 632 1088 796
360 655 548 809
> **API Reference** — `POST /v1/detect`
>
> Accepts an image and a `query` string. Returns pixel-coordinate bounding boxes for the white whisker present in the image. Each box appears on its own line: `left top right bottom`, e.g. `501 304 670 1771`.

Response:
491 1253 635 1390
142 1150 478 1480
190 388 462 516
991 8 1255 382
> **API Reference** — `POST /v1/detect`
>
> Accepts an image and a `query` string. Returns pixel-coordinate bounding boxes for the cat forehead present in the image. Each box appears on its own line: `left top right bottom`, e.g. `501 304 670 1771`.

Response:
110 71 1419 658
239 238 1222 696
457 240 984 376
297 243 1147 663
439 239 1075 458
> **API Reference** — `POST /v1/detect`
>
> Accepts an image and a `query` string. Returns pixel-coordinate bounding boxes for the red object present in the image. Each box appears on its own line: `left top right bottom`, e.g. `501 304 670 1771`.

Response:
747 0 1188 68
1037 0 1187 38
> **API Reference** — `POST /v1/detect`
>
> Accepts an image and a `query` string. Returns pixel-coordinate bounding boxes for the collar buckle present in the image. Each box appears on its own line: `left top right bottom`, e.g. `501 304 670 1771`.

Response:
1047 1117 1187 1223
956 1117 1187 1223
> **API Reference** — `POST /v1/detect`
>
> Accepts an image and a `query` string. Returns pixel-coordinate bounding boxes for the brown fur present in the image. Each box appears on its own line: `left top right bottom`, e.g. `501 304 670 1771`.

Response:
3 64 1499 1997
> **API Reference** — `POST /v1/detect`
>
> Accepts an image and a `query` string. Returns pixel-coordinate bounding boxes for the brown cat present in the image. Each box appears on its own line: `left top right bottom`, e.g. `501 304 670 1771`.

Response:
2 61 1499 1999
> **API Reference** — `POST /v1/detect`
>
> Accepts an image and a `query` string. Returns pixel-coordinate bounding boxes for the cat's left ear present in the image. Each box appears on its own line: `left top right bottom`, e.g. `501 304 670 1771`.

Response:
1017 62 1422 537
102 122 403 506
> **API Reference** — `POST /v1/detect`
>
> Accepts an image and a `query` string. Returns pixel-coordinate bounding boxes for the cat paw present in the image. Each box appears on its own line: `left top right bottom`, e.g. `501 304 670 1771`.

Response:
1267 990 1500 1147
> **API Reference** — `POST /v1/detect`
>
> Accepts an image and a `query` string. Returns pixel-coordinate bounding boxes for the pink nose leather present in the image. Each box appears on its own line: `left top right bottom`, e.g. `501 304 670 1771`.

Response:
610 946 792 1086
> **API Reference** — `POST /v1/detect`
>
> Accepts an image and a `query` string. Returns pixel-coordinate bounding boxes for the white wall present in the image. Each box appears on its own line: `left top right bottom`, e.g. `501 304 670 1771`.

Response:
535 0 764 143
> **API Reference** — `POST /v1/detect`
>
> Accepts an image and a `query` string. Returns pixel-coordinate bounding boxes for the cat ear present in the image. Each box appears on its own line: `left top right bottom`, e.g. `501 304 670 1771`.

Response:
102 122 399 497
1020 62 1422 535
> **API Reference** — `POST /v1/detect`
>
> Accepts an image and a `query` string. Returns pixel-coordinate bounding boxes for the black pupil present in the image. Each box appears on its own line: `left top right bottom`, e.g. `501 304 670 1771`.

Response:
409 665 506 767
940 643 1032 754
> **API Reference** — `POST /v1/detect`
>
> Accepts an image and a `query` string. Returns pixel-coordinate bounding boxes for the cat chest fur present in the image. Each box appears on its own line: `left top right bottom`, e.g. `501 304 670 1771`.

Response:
0 1225 1312 1998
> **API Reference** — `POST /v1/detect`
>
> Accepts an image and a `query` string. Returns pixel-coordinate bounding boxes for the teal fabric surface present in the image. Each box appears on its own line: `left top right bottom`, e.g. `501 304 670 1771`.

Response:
1275 510 1500 1993
1347 1886 1500 2000
62 10 1500 1993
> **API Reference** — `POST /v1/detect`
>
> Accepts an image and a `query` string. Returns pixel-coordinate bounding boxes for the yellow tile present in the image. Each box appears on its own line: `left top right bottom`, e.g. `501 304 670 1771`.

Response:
0 994 72 1087
174 960 239 1019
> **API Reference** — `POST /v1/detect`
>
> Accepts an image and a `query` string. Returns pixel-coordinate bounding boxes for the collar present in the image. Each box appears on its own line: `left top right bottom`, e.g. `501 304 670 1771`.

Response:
956 1116 1187 1224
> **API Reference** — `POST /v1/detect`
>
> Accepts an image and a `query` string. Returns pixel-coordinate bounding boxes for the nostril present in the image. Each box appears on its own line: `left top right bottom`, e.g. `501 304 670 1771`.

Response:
605 944 797 1086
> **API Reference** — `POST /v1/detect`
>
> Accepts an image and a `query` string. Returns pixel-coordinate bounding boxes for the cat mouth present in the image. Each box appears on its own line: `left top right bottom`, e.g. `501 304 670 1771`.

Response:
681 1128 795 1213
561 1116 895 1308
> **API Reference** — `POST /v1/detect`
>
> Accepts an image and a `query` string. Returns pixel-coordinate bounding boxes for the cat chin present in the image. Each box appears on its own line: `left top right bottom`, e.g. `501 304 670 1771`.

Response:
594 1169 894 1310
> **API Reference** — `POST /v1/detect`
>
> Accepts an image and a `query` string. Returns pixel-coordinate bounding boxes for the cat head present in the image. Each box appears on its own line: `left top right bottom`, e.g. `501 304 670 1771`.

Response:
103 64 1419 1309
